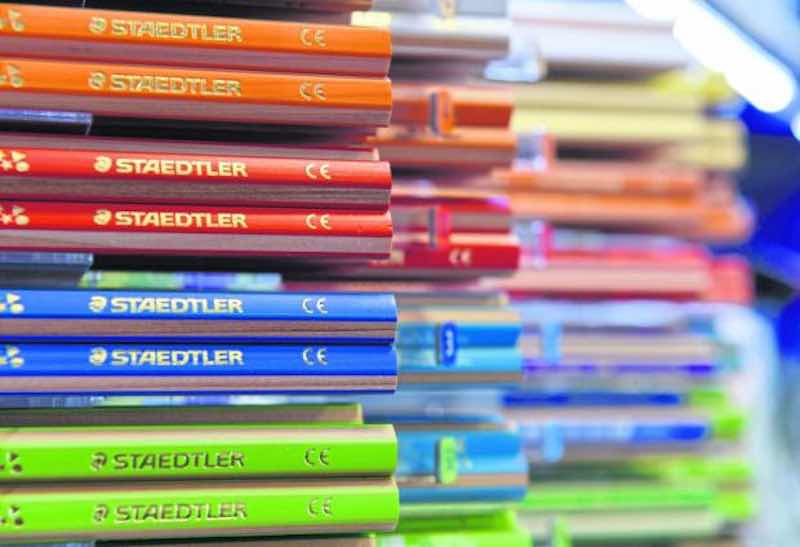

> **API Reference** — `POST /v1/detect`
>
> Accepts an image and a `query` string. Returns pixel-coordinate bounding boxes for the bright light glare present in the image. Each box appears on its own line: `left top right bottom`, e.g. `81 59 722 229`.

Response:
673 2 796 113
625 0 690 21
790 113 800 141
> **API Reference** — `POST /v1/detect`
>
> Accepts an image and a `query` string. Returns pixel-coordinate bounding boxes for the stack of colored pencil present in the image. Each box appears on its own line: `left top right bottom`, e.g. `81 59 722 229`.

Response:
0 0 768 545
0 288 398 395
0 403 398 543
501 2 758 545
0 1 405 545
0 1 393 260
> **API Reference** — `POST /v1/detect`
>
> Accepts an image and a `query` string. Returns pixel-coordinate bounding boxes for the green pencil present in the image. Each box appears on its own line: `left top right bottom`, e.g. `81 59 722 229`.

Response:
0 423 396 481
0 478 399 542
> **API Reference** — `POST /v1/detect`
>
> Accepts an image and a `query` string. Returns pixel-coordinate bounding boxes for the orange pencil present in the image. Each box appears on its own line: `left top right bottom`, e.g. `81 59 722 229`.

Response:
0 58 392 127
0 3 391 76
510 192 704 229
495 161 704 196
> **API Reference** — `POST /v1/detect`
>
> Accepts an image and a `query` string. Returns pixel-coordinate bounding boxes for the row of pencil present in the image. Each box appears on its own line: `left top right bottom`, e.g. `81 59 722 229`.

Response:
0 1 403 545
0 0 392 260
504 2 756 545
0 0 762 545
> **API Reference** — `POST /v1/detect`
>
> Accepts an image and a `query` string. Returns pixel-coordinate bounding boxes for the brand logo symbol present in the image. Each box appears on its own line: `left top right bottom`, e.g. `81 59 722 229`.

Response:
89 347 108 366
93 209 112 226
0 505 23 528
93 156 113 173
90 452 108 471
0 293 23 314
0 452 22 475
0 346 23 368
0 63 23 88
93 504 109 523
0 206 29 227
88 296 108 313
88 16 107 34
0 150 29 173
88 71 107 90
0 8 24 32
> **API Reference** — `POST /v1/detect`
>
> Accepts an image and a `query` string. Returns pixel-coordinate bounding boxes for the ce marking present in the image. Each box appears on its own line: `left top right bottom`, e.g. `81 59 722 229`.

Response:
299 82 327 102
307 496 333 517
304 447 331 467
305 163 332 181
302 347 328 366
301 297 328 315
305 213 332 231
300 28 327 48
448 248 472 266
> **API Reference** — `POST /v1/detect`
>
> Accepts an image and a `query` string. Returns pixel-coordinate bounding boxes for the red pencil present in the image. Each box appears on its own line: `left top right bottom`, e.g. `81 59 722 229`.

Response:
0 201 392 258
0 146 391 209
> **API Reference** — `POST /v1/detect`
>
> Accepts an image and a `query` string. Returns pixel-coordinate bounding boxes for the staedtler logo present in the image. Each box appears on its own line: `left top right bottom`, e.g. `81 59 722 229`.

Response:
89 347 108 366
0 293 23 314
93 209 112 226
0 205 28 226
0 346 22 368
0 150 29 173
88 296 108 313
